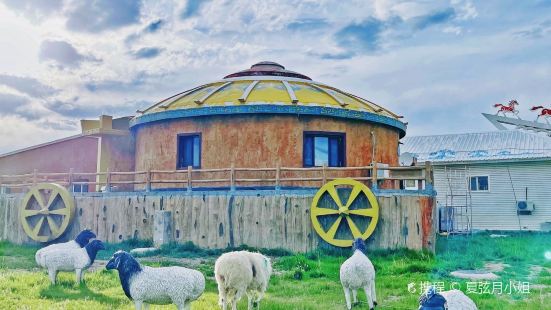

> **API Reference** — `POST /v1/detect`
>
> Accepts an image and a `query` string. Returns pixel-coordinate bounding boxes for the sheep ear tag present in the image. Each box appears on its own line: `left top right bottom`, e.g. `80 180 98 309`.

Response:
20 183 75 243
310 179 379 247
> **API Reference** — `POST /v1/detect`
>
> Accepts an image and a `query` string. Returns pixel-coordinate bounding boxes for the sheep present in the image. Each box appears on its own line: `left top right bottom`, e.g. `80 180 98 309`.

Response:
419 286 478 310
214 250 272 310
41 239 105 284
106 250 205 310
340 238 377 310
35 229 96 267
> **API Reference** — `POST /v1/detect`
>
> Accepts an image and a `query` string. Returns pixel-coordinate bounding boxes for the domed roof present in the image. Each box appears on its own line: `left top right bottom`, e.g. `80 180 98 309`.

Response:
224 61 312 80
131 62 406 136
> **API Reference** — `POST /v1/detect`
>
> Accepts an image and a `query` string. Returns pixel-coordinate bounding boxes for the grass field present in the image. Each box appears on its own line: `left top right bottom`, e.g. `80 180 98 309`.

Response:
1 232 551 309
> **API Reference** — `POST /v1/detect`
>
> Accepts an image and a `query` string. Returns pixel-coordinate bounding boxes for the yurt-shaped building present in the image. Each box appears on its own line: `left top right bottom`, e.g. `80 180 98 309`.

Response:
0 62 436 253
131 62 406 176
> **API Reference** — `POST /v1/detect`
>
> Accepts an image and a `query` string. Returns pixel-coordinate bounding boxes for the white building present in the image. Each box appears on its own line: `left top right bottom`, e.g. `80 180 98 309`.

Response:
401 130 551 232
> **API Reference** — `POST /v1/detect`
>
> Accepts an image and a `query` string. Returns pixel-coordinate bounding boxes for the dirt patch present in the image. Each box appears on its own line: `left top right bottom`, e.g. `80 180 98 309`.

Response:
531 284 548 290
88 259 108 272
139 256 213 267
528 265 544 280
489 234 509 238
385 295 402 302
484 262 510 273
450 269 499 280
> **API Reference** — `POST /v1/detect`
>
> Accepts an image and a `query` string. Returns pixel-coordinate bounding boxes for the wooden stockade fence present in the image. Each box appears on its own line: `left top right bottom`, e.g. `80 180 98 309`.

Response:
0 162 433 193
0 162 436 252
0 192 436 252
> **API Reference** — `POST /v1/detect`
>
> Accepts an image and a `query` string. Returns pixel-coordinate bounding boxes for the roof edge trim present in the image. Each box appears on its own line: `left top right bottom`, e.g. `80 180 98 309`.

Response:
130 104 407 137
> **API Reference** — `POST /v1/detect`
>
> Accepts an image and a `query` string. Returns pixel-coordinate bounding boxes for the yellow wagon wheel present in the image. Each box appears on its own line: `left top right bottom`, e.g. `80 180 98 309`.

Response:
310 178 379 247
20 183 75 243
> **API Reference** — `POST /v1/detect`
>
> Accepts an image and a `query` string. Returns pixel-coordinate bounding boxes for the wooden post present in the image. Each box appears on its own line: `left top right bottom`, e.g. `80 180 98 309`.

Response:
68 168 74 192
32 169 38 186
275 163 281 190
424 161 433 190
105 168 111 192
371 162 378 189
230 164 236 191
322 163 327 185
146 168 151 192
187 166 192 192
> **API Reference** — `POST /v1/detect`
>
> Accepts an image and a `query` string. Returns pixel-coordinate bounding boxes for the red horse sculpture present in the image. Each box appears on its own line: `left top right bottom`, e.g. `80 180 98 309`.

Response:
494 100 520 118
531 106 551 124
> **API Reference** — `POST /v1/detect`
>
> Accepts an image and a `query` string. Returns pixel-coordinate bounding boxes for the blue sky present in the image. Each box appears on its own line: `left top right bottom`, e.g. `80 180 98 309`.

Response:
0 0 549 153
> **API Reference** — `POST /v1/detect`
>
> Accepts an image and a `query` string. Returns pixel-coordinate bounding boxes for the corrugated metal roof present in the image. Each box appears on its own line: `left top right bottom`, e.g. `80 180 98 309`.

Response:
401 131 551 163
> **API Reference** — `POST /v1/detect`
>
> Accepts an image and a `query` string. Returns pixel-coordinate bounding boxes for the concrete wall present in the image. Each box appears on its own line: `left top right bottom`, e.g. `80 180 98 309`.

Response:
96 135 136 191
0 133 135 192
0 136 99 175
134 114 401 171
0 190 436 253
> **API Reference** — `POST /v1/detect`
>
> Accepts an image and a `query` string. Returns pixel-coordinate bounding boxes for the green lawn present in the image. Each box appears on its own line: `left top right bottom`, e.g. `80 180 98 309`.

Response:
1 232 551 309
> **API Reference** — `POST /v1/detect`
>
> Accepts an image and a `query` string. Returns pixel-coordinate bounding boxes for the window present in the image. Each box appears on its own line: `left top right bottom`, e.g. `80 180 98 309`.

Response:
72 181 89 193
402 180 425 190
303 132 345 167
177 134 201 169
470 176 489 191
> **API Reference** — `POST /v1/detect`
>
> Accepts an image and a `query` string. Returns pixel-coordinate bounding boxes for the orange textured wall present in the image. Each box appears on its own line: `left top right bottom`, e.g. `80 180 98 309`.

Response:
134 114 400 171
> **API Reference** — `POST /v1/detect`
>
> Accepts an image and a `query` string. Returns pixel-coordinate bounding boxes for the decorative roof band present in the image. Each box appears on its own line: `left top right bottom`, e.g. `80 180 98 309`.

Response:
130 104 407 137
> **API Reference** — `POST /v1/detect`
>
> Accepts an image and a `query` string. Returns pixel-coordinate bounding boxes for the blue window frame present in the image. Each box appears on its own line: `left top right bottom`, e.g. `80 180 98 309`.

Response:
470 176 489 191
72 179 89 193
303 132 345 167
177 134 201 169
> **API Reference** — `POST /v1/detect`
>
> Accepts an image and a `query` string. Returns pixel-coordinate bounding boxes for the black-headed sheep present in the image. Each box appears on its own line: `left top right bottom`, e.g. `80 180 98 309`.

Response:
41 239 105 284
419 286 478 310
35 229 96 267
106 250 205 310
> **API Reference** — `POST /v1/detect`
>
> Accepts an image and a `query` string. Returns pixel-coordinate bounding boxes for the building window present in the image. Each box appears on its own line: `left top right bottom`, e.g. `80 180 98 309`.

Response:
303 132 345 167
402 180 425 190
177 134 201 169
470 176 489 191
72 180 89 193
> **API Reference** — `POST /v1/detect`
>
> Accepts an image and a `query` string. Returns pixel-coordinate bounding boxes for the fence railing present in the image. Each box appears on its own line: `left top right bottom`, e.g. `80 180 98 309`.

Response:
0 161 433 193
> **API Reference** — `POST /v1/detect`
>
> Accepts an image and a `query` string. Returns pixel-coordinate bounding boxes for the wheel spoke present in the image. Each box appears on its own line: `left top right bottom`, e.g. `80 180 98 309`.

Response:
45 190 59 209
313 208 339 216
326 216 343 239
345 216 362 238
30 188 46 209
32 217 45 236
344 185 362 209
326 184 344 208
22 209 40 217
49 208 69 216
349 208 377 217
46 216 60 235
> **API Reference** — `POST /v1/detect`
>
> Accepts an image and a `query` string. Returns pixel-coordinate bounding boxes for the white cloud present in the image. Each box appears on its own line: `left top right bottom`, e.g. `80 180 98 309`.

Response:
0 115 77 153
0 0 549 154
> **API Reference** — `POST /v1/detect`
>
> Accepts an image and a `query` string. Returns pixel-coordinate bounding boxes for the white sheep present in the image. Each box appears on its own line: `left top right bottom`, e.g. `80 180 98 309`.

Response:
35 229 96 267
419 286 477 310
340 238 377 310
41 239 105 284
215 250 272 310
106 250 205 310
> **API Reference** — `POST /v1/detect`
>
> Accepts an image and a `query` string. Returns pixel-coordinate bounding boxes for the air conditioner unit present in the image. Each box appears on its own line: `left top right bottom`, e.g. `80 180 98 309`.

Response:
517 201 535 214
